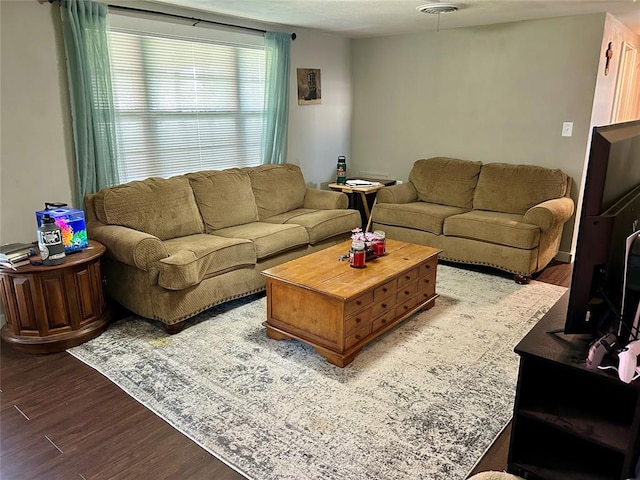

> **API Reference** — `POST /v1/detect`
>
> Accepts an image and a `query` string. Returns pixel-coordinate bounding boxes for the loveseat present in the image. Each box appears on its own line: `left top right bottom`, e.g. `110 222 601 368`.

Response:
371 157 574 283
85 164 361 332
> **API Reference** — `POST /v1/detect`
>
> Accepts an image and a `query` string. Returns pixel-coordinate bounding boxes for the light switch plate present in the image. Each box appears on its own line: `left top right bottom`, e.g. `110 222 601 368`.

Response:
562 122 573 137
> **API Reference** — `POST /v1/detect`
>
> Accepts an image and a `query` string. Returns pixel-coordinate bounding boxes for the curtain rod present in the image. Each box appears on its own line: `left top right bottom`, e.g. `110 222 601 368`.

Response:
48 1 297 40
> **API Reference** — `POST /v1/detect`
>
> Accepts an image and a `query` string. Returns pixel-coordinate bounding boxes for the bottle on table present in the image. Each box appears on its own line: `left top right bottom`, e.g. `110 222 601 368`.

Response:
37 214 65 266
337 156 347 185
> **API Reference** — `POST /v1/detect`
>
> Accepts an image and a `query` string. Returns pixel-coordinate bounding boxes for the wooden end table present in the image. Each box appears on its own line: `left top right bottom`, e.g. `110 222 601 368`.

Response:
328 181 390 229
261 239 441 367
0 240 112 353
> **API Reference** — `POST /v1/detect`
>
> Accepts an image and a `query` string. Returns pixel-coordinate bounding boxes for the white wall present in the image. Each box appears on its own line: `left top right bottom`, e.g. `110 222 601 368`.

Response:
1 0 76 247
0 0 352 246
288 33 352 188
350 14 607 257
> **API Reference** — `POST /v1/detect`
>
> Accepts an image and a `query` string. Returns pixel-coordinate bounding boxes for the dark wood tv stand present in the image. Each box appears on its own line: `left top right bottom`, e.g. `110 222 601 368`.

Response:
508 291 640 479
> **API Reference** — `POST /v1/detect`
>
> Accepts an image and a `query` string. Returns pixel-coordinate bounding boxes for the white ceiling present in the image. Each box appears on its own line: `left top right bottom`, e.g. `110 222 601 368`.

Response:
147 0 640 38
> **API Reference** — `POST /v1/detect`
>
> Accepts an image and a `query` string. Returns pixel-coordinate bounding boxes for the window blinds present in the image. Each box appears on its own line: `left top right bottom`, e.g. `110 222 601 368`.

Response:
108 29 266 183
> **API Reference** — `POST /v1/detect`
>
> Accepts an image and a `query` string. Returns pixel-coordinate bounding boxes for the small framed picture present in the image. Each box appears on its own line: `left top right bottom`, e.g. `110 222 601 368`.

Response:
297 68 321 105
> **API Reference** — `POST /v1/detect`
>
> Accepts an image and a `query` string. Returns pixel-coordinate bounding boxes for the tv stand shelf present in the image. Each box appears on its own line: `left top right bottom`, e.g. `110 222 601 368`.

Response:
507 292 640 480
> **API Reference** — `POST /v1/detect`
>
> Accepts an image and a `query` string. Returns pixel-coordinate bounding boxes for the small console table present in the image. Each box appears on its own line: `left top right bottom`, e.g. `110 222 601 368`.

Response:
508 291 640 479
0 240 112 353
329 178 395 228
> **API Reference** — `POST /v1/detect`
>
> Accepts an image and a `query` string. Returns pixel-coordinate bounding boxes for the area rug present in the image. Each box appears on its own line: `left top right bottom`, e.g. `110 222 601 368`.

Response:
68 264 567 480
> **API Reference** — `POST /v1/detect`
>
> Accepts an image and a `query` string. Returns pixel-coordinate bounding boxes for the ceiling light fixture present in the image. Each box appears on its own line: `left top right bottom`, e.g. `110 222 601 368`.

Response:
416 2 463 32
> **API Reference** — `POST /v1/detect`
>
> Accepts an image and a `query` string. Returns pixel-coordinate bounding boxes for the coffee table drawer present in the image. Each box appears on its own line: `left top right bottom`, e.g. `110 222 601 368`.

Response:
345 308 372 335
415 288 436 306
373 279 397 302
397 267 418 287
345 292 372 317
396 294 422 317
397 281 417 303
417 272 436 296
345 324 371 349
419 259 437 277
372 311 394 332
371 297 395 318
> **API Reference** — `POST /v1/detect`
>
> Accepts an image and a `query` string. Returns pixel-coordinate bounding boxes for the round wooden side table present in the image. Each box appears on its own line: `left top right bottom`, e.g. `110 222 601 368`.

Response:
0 240 112 353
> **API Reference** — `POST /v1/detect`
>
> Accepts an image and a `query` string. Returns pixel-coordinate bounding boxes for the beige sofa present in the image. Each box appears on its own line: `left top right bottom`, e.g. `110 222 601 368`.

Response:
372 157 574 283
85 164 361 332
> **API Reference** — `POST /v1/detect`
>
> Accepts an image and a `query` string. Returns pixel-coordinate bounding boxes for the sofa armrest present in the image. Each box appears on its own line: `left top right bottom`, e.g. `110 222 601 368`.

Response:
376 183 418 204
523 197 575 232
88 221 168 270
303 188 349 209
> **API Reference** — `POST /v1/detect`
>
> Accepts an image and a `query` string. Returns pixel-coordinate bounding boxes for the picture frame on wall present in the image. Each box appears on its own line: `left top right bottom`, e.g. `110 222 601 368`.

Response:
297 68 321 105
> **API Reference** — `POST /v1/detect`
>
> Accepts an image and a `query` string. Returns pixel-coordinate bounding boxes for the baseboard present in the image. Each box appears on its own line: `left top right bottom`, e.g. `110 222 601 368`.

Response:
555 250 573 263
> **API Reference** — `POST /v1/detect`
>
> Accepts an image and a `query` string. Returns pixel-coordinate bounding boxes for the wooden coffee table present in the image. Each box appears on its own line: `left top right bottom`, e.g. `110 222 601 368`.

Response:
261 239 441 367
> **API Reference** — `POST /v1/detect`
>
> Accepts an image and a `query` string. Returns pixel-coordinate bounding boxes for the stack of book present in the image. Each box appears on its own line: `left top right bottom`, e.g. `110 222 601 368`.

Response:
0 242 36 270
345 179 383 187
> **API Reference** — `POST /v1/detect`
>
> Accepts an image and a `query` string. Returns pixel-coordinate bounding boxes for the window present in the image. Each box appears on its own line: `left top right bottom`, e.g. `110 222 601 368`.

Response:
108 26 266 183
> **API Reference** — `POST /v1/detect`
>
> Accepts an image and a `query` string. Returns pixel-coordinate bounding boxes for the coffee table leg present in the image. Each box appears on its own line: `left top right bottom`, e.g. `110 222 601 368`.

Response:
265 324 292 341
264 322 360 367
319 348 360 368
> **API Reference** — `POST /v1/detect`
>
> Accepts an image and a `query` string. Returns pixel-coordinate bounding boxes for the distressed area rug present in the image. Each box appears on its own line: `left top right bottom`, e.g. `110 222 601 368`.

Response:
68 264 566 480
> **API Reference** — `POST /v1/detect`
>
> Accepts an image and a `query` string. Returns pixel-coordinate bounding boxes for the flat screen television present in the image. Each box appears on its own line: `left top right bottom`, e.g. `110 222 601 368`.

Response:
563 119 640 341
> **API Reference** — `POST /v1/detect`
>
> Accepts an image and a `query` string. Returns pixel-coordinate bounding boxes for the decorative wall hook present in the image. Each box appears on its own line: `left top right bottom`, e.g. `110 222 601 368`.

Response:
605 41 613 76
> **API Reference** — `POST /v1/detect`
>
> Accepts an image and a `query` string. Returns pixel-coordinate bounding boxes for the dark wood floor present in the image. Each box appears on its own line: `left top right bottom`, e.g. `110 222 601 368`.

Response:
0 261 572 480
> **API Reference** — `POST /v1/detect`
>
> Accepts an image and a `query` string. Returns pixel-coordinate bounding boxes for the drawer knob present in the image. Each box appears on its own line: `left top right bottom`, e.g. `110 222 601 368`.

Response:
381 303 387 308
356 317 362 323
381 319 387 324
405 275 410 280
382 287 388 293
355 334 361 340
404 290 410 295
404 305 409 310
356 300 362 306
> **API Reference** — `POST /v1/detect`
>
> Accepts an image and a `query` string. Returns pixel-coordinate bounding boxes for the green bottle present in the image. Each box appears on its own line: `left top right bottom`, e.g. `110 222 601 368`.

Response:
337 156 347 184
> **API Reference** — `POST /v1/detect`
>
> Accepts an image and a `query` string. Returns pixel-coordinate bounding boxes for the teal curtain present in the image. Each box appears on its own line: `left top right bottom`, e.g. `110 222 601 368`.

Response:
60 0 119 207
262 32 291 165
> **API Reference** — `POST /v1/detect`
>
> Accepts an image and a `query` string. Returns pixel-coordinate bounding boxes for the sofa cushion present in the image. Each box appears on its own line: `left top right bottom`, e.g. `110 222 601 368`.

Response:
444 210 540 249
188 169 259 232
247 164 307 220
158 234 256 290
264 208 361 244
409 157 482 209
212 222 309 260
373 202 470 235
94 176 204 241
473 163 568 214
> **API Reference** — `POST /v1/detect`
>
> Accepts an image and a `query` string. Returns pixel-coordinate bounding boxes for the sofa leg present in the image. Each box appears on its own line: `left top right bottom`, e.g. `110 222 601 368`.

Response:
514 274 531 285
164 322 186 334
